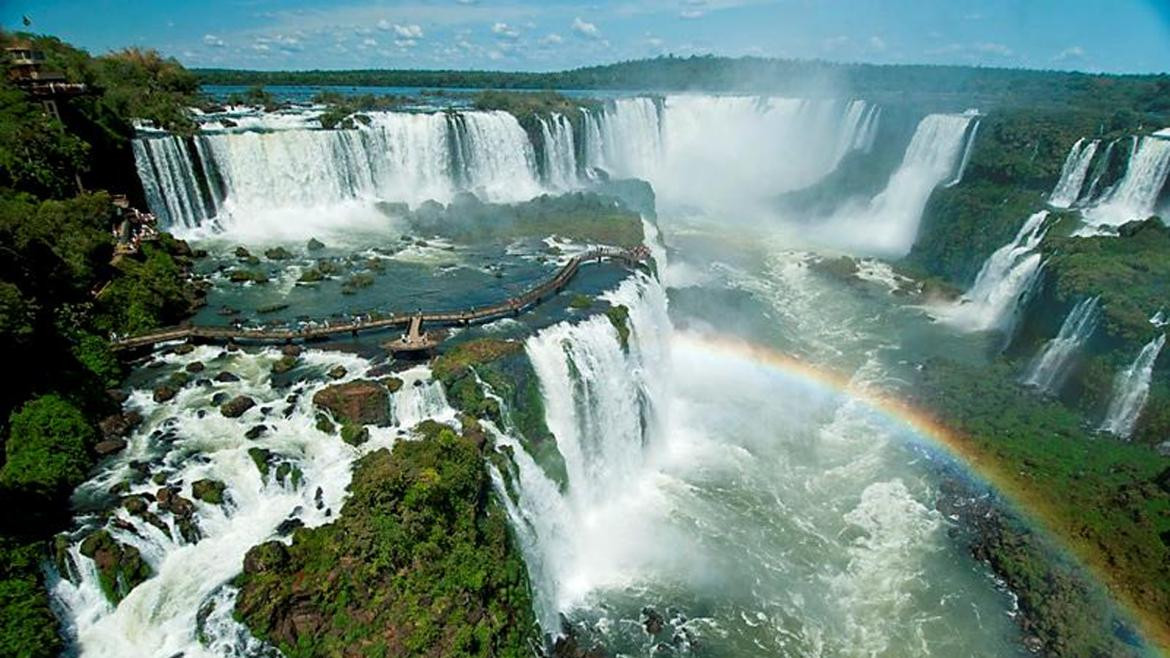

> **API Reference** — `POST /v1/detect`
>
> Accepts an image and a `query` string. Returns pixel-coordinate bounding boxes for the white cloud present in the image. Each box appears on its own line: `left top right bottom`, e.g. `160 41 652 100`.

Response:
393 23 424 39
455 0 477 4
394 38 418 48
361 37 378 48
1053 45 1086 62
821 35 850 51
646 36 664 48
974 42 1013 57
868 35 886 51
680 9 704 18
492 22 520 39
538 33 564 45
203 34 226 48
572 17 600 39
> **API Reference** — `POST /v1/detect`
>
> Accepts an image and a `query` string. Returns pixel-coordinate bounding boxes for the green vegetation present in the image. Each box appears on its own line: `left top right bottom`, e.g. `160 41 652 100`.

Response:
234 422 536 656
409 191 645 249
905 358 1170 654
313 91 405 129
0 31 202 654
226 84 277 111
606 304 631 350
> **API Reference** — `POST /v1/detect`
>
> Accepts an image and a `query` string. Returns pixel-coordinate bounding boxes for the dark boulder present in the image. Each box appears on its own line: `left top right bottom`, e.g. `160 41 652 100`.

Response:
245 424 268 440
312 380 390 426
221 395 256 418
191 479 227 505
214 371 240 383
153 386 178 403
242 540 289 574
94 439 128 457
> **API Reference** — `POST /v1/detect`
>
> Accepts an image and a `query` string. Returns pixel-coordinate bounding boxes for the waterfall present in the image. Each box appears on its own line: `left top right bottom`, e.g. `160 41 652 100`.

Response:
49 348 428 657
579 97 663 179
1100 334 1166 438
133 110 543 230
943 210 1050 333
1083 133 1170 229
491 273 670 633
1023 296 1100 393
943 118 980 188
819 113 976 256
1049 138 1100 208
537 113 578 190
1078 139 1118 205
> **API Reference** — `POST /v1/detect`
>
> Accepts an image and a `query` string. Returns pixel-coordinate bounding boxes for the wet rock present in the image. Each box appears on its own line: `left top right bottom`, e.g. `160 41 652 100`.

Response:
281 344 303 358
312 380 390 426
94 439 128 456
275 462 303 488
265 246 294 260
123 495 149 515
642 606 665 636
185 361 205 373
245 424 268 440
176 516 201 543
225 342 241 352
242 540 289 574
153 385 178 403
340 424 369 446
314 487 324 509
79 529 152 604
221 395 256 418
234 246 252 259
191 479 227 505
109 481 131 496
327 365 347 380
276 517 304 536
100 411 143 441
172 343 195 356
211 392 229 406
215 371 240 383
272 355 297 374
380 376 404 393
248 447 273 478
306 238 325 252
107 389 130 404
156 486 196 518
168 371 190 388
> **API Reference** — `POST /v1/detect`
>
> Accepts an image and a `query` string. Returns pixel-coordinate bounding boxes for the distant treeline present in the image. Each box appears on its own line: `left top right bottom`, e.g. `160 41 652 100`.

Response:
196 55 1170 116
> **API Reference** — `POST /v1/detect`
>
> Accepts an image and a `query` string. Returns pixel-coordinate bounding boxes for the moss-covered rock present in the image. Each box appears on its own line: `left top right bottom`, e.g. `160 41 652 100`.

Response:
78 529 152 604
312 380 390 426
191 479 227 505
339 423 369 446
606 304 631 350
233 424 536 656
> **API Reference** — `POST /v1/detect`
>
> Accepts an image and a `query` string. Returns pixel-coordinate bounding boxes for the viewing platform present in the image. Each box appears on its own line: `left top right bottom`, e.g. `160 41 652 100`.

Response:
111 246 650 354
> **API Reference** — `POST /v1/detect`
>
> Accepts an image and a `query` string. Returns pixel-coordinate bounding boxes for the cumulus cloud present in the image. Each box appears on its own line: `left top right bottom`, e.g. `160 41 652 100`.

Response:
868 35 886 51
203 34 226 48
538 33 564 45
680 10 704 19
974 42 1013 56
572 17 600 39
393 24 424 39
492 22 520 39
394 39 418 49
821 35 850 52
1053 45 1086 62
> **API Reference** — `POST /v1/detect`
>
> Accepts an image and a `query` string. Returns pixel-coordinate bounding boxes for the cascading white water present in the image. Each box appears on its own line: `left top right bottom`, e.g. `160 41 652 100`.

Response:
942 210 1049 333
133 137 217 228
50 347 452 657
493 273 670 631
537 113 578 190
816 113 976 256
943 118 980 188
1100 334 1165 438
1078 139 1118 205
1083 133 1170 229
133 110 543 231
1049 138 1100 208
581 97 663 179
1024 296 1100 393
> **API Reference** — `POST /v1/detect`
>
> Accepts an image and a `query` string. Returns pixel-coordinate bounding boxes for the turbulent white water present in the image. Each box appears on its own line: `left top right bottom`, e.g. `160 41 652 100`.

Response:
816 113 976 256
1100 334 1165 438
50 347 452 657
943 118 980 188
1083 134 1170 229
1050 138 1100 208
1024 296 1100 393
941 210 1049 334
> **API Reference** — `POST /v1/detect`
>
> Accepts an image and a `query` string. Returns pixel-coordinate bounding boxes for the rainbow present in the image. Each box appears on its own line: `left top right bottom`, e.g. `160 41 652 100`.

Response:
675 331 1169 654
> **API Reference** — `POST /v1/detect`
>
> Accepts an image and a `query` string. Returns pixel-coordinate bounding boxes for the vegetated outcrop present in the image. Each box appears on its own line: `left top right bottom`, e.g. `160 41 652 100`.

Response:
234 420 536 657
312 379 392 426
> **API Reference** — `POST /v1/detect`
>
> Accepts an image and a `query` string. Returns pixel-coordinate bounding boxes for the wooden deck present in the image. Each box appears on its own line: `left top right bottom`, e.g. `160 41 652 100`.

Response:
111 247 645 352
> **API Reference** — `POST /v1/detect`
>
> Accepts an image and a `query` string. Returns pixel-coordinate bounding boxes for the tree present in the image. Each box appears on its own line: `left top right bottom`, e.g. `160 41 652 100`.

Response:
1 395 94 500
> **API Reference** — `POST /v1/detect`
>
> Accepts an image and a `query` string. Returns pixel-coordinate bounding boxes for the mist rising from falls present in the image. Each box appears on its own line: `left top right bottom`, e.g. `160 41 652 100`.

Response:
1024 296 1100 393
1100 333 1165 438
1049 138 1100 208
813 113 976 256
1082 133 1170 230
580 96 880 211
940 210 1049 335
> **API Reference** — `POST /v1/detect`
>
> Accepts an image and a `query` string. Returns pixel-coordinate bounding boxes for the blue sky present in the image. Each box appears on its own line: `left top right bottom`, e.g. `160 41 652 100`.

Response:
5 1 1170 73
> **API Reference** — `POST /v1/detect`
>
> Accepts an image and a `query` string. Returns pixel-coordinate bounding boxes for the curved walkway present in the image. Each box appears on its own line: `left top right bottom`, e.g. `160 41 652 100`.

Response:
112 247 647 352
